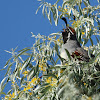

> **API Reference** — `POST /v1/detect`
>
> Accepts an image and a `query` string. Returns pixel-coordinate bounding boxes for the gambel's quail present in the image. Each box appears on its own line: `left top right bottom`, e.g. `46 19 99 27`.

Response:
60 17 94 62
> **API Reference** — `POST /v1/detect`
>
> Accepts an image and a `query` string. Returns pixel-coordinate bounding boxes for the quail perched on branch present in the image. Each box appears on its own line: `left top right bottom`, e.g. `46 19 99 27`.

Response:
60 17 94 62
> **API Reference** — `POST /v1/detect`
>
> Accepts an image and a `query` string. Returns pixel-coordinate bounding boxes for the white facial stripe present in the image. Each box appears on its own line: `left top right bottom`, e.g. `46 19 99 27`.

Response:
67 27 74 35
67 31 71 41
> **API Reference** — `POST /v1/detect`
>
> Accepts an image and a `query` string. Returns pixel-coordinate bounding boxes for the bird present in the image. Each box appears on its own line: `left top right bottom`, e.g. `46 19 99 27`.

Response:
60 17 94 62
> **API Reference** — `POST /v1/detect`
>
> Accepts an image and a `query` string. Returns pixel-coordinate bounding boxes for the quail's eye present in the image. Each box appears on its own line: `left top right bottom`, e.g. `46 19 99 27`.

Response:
65 29 69 33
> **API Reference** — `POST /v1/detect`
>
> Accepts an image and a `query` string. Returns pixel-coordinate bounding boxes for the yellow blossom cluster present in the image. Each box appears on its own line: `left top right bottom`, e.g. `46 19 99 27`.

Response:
82 32 85 35
48 35 63 45
5 93 15 100
23 85 33 91
46 77 57 87
62 8 68 15
39 64 46 71
29 92 32 96
48 37 52 40
22 70 28 76
72 20 81 27
29 77 38 85
39 58 47 71
82 95 92 100
23 77 39 92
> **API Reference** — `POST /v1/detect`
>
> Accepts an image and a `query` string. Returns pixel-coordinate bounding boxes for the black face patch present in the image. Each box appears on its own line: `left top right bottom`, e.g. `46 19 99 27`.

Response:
62 27 76 44
62 31 68 44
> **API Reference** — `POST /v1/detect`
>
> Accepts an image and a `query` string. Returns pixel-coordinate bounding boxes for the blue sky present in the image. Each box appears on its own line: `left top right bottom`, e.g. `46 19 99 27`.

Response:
0 0 99 97
0 0 65 72
0 1 64 96
0 0 62 68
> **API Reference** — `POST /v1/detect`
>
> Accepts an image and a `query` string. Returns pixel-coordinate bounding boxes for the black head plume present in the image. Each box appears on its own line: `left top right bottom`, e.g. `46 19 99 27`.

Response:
61 17 67 26
61 17 77 44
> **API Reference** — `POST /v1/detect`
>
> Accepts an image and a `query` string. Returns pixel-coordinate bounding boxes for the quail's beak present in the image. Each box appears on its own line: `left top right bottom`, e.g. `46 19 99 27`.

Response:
62 29 66 32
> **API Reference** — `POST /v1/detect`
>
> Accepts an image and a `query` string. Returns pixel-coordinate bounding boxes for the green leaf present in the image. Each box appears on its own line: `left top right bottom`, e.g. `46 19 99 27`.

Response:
1 83 7 93
40 86 51 93
55 0 60 4
41 83 50 87
5 62 14 76
18 47 30 52
79 3 82 15
65 49 71 61
15 48 31 59
20 76 26 85
42 4 45 17
4 57 12 68
48 8 52 24
43 73 58 79
55 44 64 62
35 61 39 74
0 76 7 92
0 69 6 71
90 37 93 46
83 0 90 7
95 36 99 43
21 53 33 73
0 92 6 95
36 4 43 14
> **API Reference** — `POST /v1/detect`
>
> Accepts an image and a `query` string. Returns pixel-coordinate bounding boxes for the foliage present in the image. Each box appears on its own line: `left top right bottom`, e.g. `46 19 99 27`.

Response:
0 0 100 100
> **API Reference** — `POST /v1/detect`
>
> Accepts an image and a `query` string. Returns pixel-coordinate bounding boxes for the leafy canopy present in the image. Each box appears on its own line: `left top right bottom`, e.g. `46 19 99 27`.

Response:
0 0 100 100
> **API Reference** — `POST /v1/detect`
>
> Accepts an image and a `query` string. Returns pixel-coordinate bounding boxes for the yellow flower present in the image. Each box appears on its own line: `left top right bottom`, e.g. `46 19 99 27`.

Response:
5 96 8 99
56 74 58 78
72 20 81 27
8 97 12 100
37 96 40 99
31 77 37 84
8 93 15 99
22 71 28 76
37 78 41 83
87 97 92 100
46 77 52 83
28 85 33 89
53 35 56 39
50 83 54 86
52 78 57 85
48 38 51 40
95 59 98 63
23 88 27 91
64 8 67 12
82 32 85 35
11 93 15 98
39 64 46 71
46 77 57 87
23 86 33 91
17 91 20 94
39 64 42 68
29 92 32 95
62 8 68 15
59 40 63 44
54 40 57 43
57 39 60 42
41 67 46 71
84 83 86 86
19 68 22 70
58 6 61 8
60 69 64 73
12 81 15 84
